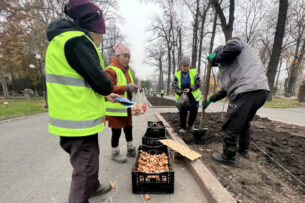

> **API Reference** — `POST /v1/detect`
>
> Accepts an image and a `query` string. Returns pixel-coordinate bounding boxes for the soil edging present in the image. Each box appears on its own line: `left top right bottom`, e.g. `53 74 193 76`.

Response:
155 112 236 203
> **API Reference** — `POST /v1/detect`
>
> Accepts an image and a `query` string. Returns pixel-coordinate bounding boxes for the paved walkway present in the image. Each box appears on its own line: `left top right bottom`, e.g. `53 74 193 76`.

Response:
0 106 208 203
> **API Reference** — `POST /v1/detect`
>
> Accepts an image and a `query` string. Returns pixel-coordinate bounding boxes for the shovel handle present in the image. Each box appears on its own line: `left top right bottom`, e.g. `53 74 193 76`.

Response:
200 61 212 129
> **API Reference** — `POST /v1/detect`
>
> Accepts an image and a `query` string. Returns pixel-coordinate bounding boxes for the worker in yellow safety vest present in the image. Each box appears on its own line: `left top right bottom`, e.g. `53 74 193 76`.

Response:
45 0 119 201
105 43 138 163
161 89 165 98
172 55 202 133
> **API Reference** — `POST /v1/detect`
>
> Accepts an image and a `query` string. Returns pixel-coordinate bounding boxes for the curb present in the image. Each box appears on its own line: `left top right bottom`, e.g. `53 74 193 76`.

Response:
0 116 30 123
155 112 236 203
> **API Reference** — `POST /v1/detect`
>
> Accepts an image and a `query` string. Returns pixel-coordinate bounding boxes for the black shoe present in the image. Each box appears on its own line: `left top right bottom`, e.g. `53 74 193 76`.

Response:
90 183 112 197
211 153 235 166
238 150 250 159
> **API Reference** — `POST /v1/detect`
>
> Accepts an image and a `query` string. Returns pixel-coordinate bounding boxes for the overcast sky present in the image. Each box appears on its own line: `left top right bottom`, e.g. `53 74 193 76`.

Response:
117 0 161 80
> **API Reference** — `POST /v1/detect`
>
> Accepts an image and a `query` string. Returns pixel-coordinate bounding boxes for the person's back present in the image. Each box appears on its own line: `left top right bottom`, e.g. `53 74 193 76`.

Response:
218 38 269 99
205 37 269 166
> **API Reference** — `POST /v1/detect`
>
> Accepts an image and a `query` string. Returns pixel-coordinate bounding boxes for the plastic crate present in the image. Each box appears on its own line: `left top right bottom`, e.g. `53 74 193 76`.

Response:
132 145 174 194
142 135 166 146
144 121 166 138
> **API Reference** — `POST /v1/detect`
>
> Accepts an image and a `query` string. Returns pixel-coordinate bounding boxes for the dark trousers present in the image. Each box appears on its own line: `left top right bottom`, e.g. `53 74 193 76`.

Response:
111 126 133 148
60 134 100 203
222 90 268 159
179 107 198 129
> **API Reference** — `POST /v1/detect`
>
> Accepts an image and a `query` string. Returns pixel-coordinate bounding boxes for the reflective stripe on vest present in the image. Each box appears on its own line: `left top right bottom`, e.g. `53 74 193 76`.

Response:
50 116 104 129
46 30 106 137
46 73 91 88
105 65 134 117
174 69 201 102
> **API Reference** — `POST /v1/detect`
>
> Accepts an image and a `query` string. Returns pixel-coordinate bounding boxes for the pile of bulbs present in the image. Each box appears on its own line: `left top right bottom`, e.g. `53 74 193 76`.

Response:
131 103 146 115
137 150 169 173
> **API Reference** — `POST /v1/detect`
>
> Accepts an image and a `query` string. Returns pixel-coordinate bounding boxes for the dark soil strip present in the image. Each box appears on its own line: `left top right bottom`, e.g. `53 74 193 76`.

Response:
146 96 176 106
161 112 305 203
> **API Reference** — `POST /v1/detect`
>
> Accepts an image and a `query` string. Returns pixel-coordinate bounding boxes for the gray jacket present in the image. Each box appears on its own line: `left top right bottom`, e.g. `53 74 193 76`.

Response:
215 38 269 100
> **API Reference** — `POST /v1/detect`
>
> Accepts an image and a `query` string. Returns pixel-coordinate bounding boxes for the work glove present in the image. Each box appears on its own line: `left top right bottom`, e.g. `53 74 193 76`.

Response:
126 84 138 93
202 98 211 109
207 53 216 63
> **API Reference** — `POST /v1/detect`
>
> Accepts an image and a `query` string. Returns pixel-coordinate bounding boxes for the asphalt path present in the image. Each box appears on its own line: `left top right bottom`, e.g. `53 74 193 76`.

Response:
0 107 208 203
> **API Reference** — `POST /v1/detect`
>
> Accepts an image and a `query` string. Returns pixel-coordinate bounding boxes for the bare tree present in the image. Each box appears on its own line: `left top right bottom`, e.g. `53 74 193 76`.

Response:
205 11 218 94
266 0 289 100
102 24 125 66
212 0 235 41
197 2 211 74
149 0 176 95
236 0 272 47
146 42 166 91
284 0 305 97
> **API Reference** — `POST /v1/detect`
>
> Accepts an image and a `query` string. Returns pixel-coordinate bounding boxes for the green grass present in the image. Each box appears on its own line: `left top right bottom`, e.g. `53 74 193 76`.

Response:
0 97 48 121
264 97 305 108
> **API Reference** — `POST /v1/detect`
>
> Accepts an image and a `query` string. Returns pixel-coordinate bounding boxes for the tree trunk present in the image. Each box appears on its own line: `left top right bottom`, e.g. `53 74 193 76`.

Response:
275 58 283 96
172 47 176 77
285 40 305 97
191 0 200 69
266 0 288 101
177 27 182 65
212 0 235 41
197 5 209 75
166 48 172 95
202 11 217 94
0 64 9 98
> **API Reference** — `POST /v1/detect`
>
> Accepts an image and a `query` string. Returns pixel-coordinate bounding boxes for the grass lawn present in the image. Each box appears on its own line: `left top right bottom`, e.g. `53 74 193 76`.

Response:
0 97 48 121
264 97 305 108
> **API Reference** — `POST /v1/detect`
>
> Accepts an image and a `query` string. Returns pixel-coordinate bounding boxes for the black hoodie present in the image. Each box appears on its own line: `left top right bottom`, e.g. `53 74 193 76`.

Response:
46 19 113 96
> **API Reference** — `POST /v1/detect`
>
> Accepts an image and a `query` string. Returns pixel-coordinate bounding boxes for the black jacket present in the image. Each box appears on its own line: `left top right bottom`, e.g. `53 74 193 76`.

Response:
46 19 113 96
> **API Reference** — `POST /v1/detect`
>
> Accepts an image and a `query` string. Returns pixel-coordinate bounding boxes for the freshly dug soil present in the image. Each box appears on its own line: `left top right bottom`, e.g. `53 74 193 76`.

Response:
161 112 305 203
146 96 176 106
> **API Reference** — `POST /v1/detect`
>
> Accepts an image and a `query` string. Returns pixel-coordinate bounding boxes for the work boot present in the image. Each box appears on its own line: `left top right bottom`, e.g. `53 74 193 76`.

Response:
211 153 236 166
238 150 250 159
90 183 112 198
111 150 127 163
127 145 136 157
178 128 187 133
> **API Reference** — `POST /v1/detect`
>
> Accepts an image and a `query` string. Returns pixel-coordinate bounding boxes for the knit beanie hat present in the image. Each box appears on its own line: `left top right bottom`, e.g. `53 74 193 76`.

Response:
179 55 190 66
113 44 130 56
64 0 106 34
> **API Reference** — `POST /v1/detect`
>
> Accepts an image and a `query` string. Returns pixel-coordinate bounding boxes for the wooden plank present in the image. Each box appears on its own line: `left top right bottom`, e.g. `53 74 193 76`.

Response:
159 139 201 161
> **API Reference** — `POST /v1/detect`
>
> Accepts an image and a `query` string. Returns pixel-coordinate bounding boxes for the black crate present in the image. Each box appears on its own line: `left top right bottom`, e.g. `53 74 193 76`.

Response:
144 121 166 138
132 145 174 194
142 135 166 146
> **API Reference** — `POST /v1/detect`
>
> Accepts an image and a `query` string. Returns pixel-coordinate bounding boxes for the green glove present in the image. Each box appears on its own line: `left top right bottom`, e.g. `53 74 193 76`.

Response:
207 53 216 63
202 98 211 109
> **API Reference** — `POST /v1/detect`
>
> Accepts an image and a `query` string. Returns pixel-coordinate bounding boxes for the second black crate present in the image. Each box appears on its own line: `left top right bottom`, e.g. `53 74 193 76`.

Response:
144 121 166 138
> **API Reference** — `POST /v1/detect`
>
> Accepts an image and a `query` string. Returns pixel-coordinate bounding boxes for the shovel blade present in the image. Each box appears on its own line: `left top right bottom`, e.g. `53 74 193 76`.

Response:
193 127 208 140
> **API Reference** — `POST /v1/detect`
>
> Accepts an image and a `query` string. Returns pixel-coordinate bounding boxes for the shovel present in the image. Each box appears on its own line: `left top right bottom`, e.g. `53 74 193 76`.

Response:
193 61 212 139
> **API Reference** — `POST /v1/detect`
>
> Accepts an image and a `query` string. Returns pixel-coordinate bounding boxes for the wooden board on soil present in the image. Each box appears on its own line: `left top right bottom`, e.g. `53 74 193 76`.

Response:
161 112 305 203
146 96 176 106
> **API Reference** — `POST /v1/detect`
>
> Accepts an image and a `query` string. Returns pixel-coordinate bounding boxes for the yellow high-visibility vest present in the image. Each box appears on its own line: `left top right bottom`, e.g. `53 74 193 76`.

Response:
105 65 134 117
46 31 105 137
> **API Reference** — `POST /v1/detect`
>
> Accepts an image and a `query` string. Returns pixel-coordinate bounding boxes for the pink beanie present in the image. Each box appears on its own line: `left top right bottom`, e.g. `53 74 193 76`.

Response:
113 43 130 56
